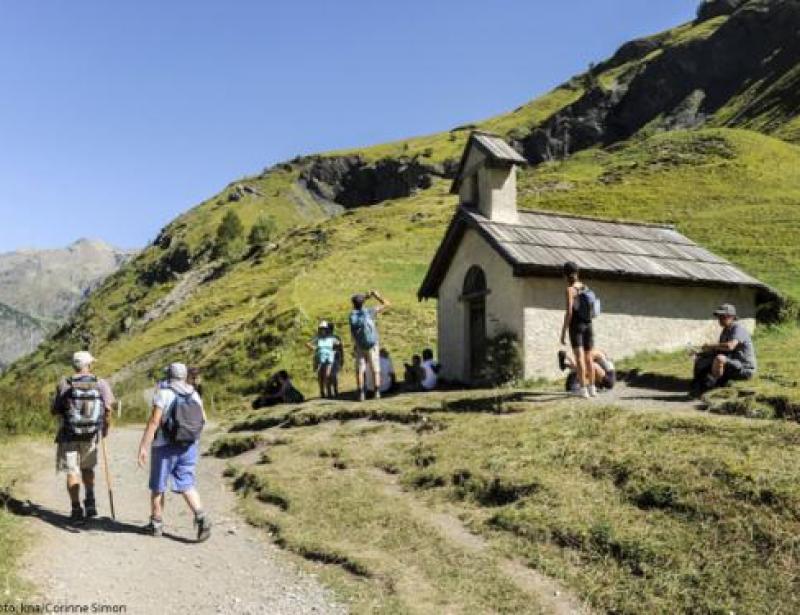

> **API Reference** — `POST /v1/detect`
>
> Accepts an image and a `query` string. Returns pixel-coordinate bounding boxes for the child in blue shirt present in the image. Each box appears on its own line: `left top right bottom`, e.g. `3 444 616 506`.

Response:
307 321 340 399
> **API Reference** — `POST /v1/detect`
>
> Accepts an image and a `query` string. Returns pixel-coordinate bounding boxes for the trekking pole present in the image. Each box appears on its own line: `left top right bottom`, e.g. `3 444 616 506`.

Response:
101 434 116 521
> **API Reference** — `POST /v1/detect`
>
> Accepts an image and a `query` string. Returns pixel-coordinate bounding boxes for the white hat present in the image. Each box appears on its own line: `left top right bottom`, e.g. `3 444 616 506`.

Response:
318 320 329 329
72 351 95 370
168 362 188 381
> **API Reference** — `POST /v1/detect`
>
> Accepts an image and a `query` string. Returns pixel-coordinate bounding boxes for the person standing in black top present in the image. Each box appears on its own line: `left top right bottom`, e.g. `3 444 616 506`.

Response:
560 261 596 398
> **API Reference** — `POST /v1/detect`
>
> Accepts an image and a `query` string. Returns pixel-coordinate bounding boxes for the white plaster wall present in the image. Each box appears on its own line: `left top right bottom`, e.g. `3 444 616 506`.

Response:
477 165 518 224
436 229 524 382
458 147 485 204
521 278 759 379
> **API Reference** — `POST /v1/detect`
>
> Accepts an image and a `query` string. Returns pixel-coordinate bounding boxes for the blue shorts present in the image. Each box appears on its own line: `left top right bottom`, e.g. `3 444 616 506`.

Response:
149 442 199 493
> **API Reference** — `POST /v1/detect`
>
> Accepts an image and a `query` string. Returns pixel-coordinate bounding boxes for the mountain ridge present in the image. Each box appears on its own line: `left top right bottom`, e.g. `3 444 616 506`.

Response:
3 0 799 417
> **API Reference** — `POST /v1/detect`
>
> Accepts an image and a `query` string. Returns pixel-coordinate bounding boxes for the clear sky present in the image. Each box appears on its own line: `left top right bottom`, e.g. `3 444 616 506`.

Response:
0 0 698 252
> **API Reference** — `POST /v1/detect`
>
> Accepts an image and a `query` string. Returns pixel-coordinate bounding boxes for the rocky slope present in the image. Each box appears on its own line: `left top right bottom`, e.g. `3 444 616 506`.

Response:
2 0 799 414
0 239 134 368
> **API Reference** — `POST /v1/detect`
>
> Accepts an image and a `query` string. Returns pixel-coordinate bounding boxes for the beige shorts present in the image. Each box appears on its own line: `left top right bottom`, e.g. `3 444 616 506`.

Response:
56 439 98 475
355 345 380 376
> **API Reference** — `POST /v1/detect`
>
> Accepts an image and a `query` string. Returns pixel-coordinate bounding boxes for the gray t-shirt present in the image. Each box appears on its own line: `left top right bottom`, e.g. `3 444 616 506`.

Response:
719 323 757 371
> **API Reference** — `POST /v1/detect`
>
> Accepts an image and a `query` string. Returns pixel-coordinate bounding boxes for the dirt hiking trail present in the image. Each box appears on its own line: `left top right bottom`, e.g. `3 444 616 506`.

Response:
15 426 345 615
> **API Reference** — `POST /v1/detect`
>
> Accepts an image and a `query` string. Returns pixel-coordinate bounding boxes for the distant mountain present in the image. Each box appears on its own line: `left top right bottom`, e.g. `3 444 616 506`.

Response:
0 239 135 367
5 0 800 397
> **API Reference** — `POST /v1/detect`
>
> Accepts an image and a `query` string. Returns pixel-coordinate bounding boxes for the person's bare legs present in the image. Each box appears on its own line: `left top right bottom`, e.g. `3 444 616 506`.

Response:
572 347 586 393
151 491 165 520
67 473 81 506
712 354 727 379
323 364 334 398
356 356 366 400
584 349 595 391
181 488 203 514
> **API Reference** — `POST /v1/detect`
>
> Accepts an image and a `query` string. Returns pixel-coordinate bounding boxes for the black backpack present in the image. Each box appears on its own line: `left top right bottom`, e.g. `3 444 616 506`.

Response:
162 388 205 445
61 376 104 439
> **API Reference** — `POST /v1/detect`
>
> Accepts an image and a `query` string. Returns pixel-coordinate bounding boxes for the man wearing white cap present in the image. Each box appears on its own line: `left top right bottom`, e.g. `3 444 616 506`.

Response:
52 350 116 524
137 362 211 541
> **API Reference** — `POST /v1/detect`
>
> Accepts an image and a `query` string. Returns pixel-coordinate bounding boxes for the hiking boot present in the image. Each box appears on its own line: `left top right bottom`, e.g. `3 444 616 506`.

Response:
144 517 163 537
84 498 98 519
558 350 568 371
195 513 212 543
69 505 85 526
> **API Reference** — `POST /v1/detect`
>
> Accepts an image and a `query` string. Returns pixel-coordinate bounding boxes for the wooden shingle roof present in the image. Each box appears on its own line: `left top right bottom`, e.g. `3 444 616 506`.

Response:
450 131 527 194
418 207 767 299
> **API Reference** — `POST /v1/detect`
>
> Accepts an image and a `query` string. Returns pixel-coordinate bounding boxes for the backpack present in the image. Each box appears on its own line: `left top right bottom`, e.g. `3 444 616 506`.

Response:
349 309 378 350
576 287 602 322
62 376 104 439
162 388 205 445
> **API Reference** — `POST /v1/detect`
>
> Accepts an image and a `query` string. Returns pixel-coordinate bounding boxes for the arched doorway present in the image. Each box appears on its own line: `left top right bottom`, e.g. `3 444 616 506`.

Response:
462 266 488 380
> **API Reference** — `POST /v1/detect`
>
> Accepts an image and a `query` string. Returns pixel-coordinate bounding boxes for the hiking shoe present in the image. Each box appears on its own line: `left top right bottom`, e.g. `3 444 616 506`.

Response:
558 350 568 371
358 390 365 402
69 505 85 526
375 390 381 400
571 387 590 399
84 499 98 519
195 514 212 543
588 385 598 398
144 517 163 537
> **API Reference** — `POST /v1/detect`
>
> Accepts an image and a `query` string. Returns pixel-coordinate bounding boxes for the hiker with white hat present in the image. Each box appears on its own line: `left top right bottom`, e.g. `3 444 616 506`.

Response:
690 304 757 397
307 320 341 399
51 350 116 525
137 362 211 541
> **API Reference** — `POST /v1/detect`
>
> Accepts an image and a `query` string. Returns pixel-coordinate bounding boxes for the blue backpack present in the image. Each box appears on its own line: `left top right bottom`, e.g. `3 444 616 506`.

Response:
350 309 378 350
576 287 602 322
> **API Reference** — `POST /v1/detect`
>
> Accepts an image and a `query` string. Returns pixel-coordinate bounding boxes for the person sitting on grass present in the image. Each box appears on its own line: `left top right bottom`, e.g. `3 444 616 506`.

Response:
252 370 305 408
307 320 340 399
420 348 441 391
404 354 424 390
366 347 397 396
690 303 757 398
558 349 616 394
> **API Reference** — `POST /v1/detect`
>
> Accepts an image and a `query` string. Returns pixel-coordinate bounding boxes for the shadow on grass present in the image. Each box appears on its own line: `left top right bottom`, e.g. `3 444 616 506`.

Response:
623 369 693 394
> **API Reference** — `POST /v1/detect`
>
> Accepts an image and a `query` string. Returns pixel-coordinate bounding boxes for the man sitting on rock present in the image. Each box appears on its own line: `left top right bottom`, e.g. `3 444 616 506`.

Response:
690 303 757 398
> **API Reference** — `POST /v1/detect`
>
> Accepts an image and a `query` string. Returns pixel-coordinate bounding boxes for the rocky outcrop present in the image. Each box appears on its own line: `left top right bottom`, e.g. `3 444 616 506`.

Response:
298 155 457 209
518 0 800 163
696 0 748 22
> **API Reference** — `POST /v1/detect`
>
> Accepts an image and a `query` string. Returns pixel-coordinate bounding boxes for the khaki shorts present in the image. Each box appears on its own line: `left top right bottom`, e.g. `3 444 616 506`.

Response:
56 439 98 475
355 345 380 377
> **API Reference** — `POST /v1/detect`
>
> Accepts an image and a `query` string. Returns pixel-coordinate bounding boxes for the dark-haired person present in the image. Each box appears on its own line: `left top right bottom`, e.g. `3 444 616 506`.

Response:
252 371 305 408
690 304 757 397
559 349 615 393
349 290 391 402
559 261 596 398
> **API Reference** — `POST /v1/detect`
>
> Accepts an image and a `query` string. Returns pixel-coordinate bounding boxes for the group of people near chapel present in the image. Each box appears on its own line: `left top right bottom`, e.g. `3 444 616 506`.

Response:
50 266 756 538
560 261 756 399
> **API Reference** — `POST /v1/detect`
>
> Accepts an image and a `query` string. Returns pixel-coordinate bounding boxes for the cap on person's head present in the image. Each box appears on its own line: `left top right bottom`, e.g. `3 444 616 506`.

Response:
168 362 188 381
563 261 579 276
318 320 329 330
351 293 366 307
72 351 95 370
713 304 737 318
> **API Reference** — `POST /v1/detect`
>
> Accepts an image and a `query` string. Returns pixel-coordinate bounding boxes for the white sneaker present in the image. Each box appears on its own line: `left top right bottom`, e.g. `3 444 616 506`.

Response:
572 387 590 399
588 385 598 397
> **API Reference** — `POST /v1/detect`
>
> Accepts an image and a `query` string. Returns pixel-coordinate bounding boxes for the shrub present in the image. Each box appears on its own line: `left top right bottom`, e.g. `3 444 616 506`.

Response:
213 211 246 261
248 215 277 246
482 331 524 386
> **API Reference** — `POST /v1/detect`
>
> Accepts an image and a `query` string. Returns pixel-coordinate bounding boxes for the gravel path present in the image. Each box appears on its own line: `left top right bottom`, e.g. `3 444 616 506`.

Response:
16 426 346 615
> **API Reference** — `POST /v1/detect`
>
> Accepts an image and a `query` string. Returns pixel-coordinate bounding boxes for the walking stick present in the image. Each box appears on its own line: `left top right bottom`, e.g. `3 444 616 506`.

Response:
101 434 116 521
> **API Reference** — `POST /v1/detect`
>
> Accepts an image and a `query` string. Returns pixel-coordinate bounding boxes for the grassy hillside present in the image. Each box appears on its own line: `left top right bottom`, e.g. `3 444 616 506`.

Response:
215 390 800 614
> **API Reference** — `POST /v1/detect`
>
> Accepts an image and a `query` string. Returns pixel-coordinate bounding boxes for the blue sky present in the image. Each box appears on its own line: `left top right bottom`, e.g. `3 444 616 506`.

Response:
0 0 698 252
